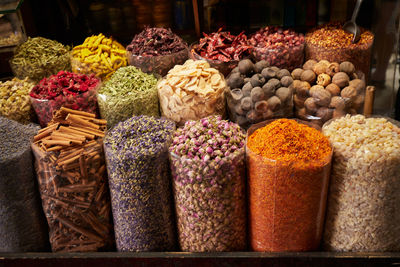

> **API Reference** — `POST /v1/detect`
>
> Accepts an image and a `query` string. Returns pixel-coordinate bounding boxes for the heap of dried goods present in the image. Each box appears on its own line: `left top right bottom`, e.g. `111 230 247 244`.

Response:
322 115 400 252
247 118 332 252
104 116 176 252
158 59 226 126
170 116 246 252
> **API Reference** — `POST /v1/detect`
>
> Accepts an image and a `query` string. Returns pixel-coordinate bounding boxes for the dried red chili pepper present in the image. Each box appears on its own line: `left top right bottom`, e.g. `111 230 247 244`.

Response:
30 71 100 127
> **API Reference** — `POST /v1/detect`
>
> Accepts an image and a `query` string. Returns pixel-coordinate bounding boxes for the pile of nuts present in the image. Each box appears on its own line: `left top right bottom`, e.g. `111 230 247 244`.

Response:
226 59 293 129
292 59 366 126
158 59 226 126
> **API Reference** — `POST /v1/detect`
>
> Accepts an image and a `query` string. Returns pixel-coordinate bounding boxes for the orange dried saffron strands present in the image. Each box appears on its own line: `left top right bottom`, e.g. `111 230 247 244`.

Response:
247 119 331 164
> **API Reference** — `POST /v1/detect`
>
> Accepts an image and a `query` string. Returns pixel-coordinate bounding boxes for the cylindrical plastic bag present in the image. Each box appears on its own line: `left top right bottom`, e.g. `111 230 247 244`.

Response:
0 118 49 252
170 116 247 252
104 116 176 251
31 110 114 252
322 115 400 252
247 119 332 251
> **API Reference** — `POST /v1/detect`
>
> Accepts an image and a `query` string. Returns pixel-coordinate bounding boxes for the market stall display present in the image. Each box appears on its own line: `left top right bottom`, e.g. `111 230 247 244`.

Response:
247 119 332 252
226 59 293 128
249 26 304 70
158 59 226 126
31 107 113 252
189 29 251 76
97 66 159 128
170 116 246 252
30 71 100 127
292 59 366 126
9 37 71 82
322 115 400 252
0 77 35 123
0 118 49 252
127 27 188 77
71 33 127 81
305 22 374 78
104 116 176 252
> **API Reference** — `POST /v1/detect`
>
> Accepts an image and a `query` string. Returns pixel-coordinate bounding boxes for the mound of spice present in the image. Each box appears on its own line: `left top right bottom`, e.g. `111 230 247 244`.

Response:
0 118 49 252
127 27 188 76
97 66 159 128
104 116 176 252
249 26 305 70
170 116 246 252
247 119 332 252
323 115 400 252
305 22 374 77
30 71 100 127
72 33 127 80
0 77 35 124
31 107 113 252
10 37 71 82
158 59 226 126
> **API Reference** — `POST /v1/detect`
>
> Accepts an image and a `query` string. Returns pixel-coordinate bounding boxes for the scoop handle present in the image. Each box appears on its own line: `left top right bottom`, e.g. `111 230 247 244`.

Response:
351 0 363 22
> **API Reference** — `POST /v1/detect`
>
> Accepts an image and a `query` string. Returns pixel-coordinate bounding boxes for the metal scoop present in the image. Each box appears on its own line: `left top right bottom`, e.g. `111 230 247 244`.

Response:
343 0 363 43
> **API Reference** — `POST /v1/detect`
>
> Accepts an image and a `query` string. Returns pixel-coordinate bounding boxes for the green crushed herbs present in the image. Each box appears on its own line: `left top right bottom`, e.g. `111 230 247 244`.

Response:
10 37 71 82
97 66 159 128
0 77 35 124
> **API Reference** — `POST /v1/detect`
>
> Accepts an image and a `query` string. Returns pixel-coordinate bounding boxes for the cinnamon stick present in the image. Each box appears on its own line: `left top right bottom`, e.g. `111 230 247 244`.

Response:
66 114 100 129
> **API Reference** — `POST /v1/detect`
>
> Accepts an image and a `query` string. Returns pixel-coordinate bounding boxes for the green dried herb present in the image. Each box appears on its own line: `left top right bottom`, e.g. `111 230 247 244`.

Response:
97 66 159 128
10 37 71 82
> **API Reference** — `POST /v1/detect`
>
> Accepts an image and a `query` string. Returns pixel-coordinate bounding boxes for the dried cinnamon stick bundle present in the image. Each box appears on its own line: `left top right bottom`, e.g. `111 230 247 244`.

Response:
31 108 113 252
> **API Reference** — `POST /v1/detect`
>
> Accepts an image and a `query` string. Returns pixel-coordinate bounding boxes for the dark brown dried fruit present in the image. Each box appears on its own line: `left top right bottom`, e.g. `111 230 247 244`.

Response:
332 72 350 88
300 70 316 84
291 68 304 80
339 61 356 75
303 59 317 70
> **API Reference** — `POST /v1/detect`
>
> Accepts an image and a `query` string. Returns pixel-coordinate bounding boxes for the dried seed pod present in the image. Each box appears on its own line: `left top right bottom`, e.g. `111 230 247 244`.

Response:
230 88 244 102
251 87 264 102
317 74 331 87
268 78 281 90
303 59 317 70
267 96 281 111
339 61 355 75
325 83 341 96
300 70 316 84
255 100 269 113
275 87 291 103
281 76 293 87
276 69 291 79
262 82 275 98
250 74 262 87
241 97 253 111
238 59 255 75
254 60 269 73
291 68 304 80
227 73 244 89
304 97 318 114
261 67 276 79
242 82 252 96
332 72 350 88
326 62 340 76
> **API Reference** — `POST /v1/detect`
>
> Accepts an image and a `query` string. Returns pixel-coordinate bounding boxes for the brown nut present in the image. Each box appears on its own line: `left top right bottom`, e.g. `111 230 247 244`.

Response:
275 87 291 103
333 109 346 119
296 108 308 120
291 68 304 80
281 76 293 87
230 88 243 102
313 62 327 75
276 69 291 79
319 60 330 66
339 61 356 75
255 100 269 113
349 79 366 94
251 87 264 102
262 83 275 98
309 85 324 96
300 70 316 84
332 72 350 88
310 87 331 107
316 74 331 87
267 96 281 111
293 80 311 98
240 96 253 111
303 59 317 70
352 94 365 111
329 96 346 110
326 62 340 76
316 107 333 122
325 83 341 96
304 97 318 114
294 94 306 108
341 86 357 101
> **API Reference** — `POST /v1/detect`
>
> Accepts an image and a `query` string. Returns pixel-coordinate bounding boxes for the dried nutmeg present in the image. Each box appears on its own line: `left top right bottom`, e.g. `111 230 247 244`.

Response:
275 87 291 103
341 86 358 101
349 79 366 94
230 88 243 102
268 78 281 90
326 62 340 76
311 87 331 107
317 74 331 87
329 96 346 110
300 70 316 84
319 60 330 66
291 68 303 80
293 80 311 98
339 61 356 75
294 94 306 108
304 97 318 114
267 96 281 111
276 69 291 79
238 59 255 75
325 83 341 96
309 85 324 96
251 87 264 102
313 62 327 75
254 60 269 73
332 72 350 88
250 74 263 87
280 76 293 87
261 67 276 79
316 107 333 122
242 82 252 96
255 100 269 113
262 83 275 98
303 59 317 70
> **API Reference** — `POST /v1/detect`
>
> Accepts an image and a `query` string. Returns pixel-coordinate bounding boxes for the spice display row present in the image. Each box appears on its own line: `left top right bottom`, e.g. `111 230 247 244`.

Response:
1 109 399 254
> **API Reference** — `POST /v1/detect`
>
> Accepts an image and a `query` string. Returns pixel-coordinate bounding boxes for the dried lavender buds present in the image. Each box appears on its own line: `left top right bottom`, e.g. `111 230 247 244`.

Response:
104 116 176 252
97 66 159 128
170 116 246 252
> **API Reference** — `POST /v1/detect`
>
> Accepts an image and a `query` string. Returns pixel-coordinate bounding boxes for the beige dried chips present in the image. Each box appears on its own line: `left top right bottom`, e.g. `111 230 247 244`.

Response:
158 59 226 125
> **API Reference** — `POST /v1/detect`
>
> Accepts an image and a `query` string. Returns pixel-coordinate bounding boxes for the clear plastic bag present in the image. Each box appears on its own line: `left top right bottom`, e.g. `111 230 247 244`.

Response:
71 56 124 81
30 82 100 127
170 149 246 252
0 119 49 252
127 47 189 77
247 119 332 252
31 139 114 252
322 116 400 252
